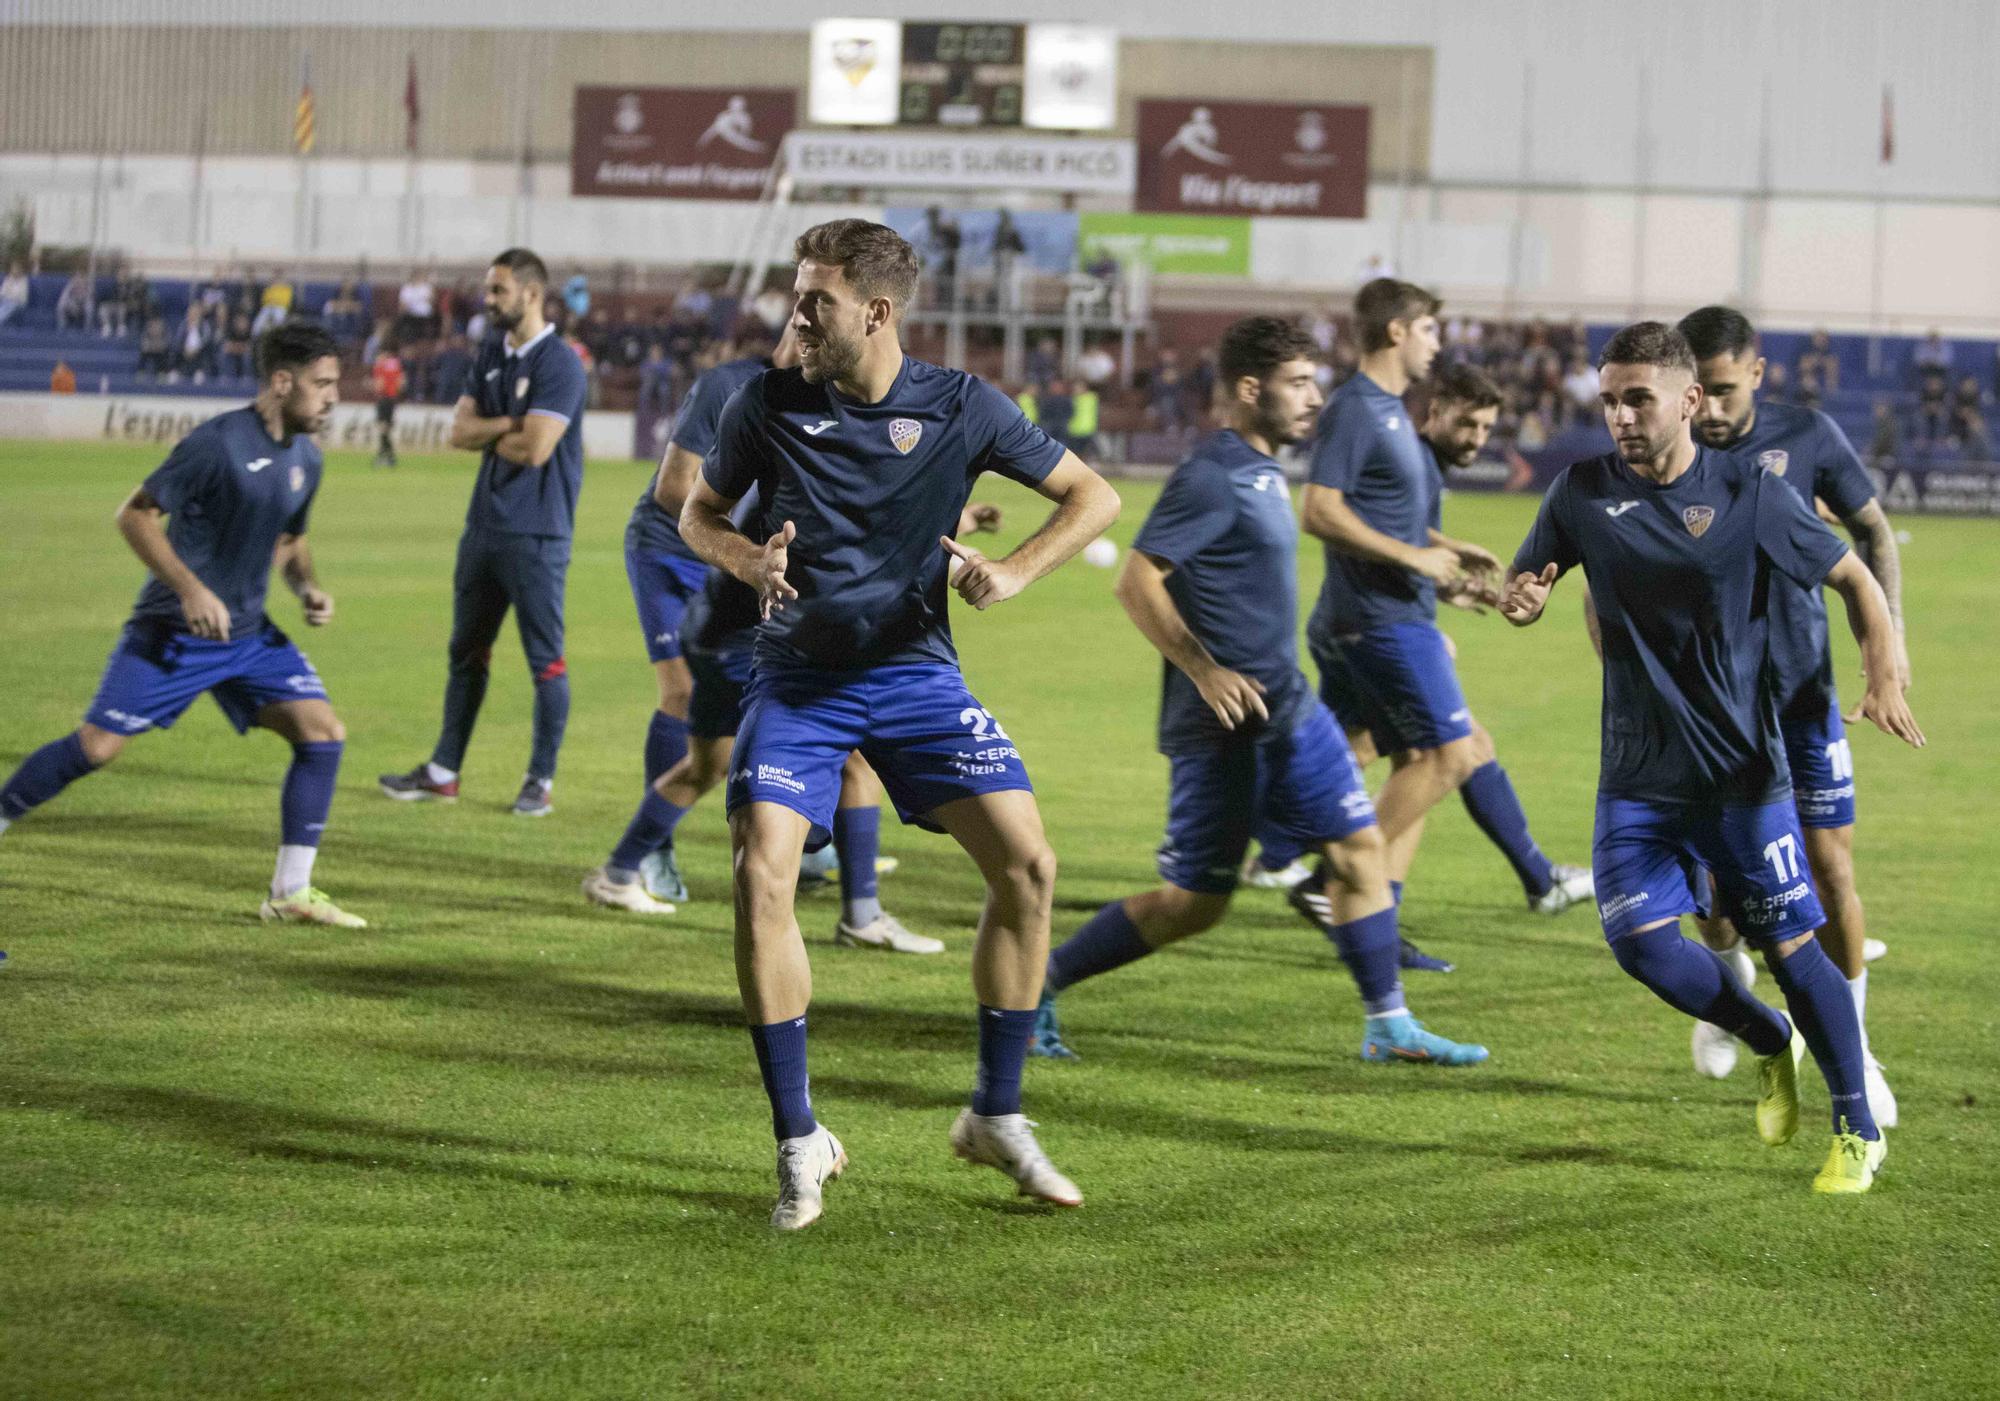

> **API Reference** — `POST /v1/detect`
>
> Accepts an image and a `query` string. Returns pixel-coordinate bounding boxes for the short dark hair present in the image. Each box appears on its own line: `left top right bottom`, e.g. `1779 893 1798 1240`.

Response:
1430 362 1503 411
1598 321 1696 376
1217 316 1319 387
1677 305 1758 361
255 322 340 381
491 247 549 288
793 219 921 311
1354 277 1441 353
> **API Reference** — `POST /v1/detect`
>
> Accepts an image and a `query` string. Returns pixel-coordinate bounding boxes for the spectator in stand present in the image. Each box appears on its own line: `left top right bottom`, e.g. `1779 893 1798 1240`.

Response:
1914 328 1951 372
397 266 437 343
1189 347 1217 420
673 277 713 327
922 205 961 308
370 343 404 468
136 314 171 378
1761 360 1791 404
1867 399 1901 469
99 271 148 338
1077 341 1116 389
1515 393 1551 451
563 273 590 322
1038 377 1075 447
1796 328 1840 396
251 292 289 338
49 359 76 394
1951 376 1990 460
56 271 92 330
1026 336 1059 389
750 278 791 335
1914 368 1950 451
1146 348 1188 431
1560 355 1599 419
637 342 675 422
322 279 367 348
1310 305 1340 357
991 208 1026 307
1015 382 1039 425
0 262 28 327
1067 378 1101 461
430 333 472 407
219 304 254 381
171 304 216 383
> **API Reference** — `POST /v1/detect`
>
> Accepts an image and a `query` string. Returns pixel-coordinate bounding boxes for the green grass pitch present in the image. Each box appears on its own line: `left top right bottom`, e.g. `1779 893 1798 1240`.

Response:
1 439 1995 1400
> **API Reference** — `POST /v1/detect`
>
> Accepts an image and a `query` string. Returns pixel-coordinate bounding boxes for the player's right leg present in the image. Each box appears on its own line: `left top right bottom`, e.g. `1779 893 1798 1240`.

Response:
1687 872 1759 1079
1456 720 1594 915
0 723 126 836
506 535 572 814
381 530 509 802
829 752 937 954
724 670 864 1229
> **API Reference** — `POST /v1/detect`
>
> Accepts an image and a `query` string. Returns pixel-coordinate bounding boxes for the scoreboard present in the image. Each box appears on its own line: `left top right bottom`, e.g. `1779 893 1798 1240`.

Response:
810 19 1117 131
898 23 1025 128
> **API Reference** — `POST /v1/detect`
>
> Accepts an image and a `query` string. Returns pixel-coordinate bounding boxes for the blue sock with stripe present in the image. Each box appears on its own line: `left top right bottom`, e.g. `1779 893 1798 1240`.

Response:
279 741 343 846
0 732 97 820
1460 761 1556 897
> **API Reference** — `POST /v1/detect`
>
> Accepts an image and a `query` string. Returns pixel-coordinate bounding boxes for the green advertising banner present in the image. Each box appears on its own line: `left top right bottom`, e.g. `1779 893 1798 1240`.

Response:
1077 212 1251 276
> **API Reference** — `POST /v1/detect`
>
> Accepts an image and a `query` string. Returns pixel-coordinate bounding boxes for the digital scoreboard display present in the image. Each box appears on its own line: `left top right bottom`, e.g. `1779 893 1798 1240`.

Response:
898 22 1026 128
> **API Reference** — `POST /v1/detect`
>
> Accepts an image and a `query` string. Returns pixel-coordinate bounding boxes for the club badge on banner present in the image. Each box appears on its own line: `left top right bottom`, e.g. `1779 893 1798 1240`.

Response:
1136 99 1370 219
809 17 903 126
572 86 794 200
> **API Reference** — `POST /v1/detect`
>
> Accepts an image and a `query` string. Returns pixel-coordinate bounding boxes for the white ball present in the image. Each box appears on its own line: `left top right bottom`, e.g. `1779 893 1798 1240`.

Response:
1083 538 1119 569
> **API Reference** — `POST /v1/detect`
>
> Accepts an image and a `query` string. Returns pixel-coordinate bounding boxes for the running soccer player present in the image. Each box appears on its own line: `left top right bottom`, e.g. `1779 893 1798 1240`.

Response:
369 343 403 468
1028 317 1488 1068
1267 362 1594 957
1502 321 1922 1194
1667 308 1905 1122
379 249 588 817
1291 280 1590 970
0 323 364 926
680 219 1121 1229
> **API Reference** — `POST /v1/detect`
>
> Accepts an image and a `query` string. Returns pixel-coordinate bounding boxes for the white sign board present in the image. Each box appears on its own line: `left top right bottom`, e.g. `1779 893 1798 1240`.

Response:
785 131 1135 195
1024 25 1119 131
808 18 903 127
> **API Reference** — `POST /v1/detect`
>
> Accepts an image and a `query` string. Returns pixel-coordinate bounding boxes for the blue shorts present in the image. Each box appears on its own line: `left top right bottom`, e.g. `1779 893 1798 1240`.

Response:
624 537 710 663
85 619 329 736
1158 702 1377 896
1592 796 1826 945
727 661 1033 849
1780 696 1856 829
1310 621 1473 755
686 645 754 740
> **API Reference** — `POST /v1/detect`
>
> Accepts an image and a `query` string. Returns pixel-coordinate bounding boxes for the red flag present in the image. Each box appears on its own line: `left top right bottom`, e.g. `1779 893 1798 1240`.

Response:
404 54 421 153
1880 84 1894 164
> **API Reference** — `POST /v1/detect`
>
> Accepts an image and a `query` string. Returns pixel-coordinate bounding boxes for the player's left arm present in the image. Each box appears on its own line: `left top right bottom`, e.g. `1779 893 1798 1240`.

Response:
944 452 1120 611
493 352 586 468
1815 414 1909 689
275 533 334 626
1824 552 1923 747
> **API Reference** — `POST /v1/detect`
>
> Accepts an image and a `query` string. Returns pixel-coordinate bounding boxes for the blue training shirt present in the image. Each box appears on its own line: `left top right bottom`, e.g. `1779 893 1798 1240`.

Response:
1131 430 1314 755
1307 370 1438 641
703 356 1065 671
460 325 590 538
628 355 769 559
129 405 321 640
1728 400 1879 718
1512 446 1850 806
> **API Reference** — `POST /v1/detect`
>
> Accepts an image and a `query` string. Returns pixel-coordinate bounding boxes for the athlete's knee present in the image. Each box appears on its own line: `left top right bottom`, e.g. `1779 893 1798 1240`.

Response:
735 839 801 915
989 840 1058 912
654 663 692 713
1804 830 1858 902
302 712 347 745
1433 735 1483 788
1150 887 1228 939
532 656 569 685
75 724 126 767
1468 721 1497 767
1324 824 1386 889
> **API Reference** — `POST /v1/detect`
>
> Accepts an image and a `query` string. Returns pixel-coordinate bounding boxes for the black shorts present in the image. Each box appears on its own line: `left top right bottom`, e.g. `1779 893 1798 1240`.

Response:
375 397 398 424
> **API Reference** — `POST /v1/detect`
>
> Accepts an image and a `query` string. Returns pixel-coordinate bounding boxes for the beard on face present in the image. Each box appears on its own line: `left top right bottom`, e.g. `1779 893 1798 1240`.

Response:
488 301 522 331
799 329 861 386
1252 390 1312 447
1696 409 1749 446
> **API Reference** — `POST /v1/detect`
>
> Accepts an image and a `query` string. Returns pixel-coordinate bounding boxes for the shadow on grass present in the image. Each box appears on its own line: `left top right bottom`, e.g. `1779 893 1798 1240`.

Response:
10 1076 770 1221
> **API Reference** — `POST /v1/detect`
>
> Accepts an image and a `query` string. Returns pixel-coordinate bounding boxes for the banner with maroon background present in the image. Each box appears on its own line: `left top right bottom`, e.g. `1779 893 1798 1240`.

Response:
1135 99 1368 219
572 86 795 200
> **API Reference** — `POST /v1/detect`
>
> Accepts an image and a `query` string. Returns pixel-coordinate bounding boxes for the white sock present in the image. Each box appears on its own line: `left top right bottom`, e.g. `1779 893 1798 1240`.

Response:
1849 969 1871 1055
424 762 456 784
272 844 318 898
0 815 11 838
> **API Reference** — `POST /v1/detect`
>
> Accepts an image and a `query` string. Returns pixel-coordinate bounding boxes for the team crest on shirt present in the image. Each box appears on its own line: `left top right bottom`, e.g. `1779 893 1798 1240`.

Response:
1682 505 1715 538
1758 449 1789 477
888 418 923 454
289 464 305 493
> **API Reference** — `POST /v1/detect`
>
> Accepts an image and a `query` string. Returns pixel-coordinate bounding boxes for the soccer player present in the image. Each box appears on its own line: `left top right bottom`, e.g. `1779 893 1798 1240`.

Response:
1502 321 1923 1194
1028 317 1488 1069
1667 306 1906 1121
369 343 403 468
1265 363 1595 950
378 249 588 816
1292 282 1593 969
679 219 1121 1229
0 323 364 927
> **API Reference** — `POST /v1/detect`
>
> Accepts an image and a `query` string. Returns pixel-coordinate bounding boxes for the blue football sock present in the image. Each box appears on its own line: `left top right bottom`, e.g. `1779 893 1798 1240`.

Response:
608 790 688 874
279 741 343 847
1460 761 1556 897
833 805 882 927
1327 906 1404 1015
1609 926 1791 1057
748 1016 816 1141
1046 900 1152 993
0 732 98 820
1767 937 1879 1138
527 669 570 781
972 1005 1036 1116
645 709 689 785
433 652 489 773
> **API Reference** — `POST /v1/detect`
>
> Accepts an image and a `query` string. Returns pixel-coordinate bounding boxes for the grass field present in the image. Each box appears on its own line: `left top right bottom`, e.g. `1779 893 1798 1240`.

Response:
2 439 1996 1400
